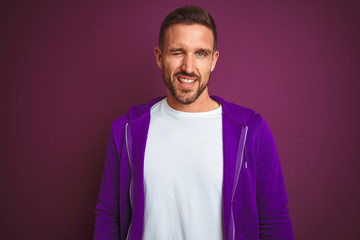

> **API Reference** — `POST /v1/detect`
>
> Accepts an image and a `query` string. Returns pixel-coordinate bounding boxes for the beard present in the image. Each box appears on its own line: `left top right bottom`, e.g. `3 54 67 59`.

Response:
163 70 209 105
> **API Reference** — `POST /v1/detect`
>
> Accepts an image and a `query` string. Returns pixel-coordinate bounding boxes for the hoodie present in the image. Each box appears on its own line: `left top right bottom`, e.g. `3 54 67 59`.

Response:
94 96 294 240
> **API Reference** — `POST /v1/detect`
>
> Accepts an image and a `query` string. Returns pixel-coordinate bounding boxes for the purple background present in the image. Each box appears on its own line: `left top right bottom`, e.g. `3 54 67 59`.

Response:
1 0 359 239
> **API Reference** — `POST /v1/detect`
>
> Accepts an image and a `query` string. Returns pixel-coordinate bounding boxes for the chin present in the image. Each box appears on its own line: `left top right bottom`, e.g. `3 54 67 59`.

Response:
173 90 201 105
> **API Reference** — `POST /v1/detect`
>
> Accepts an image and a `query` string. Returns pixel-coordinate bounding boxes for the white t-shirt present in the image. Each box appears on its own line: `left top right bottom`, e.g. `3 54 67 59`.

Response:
143 98 224 240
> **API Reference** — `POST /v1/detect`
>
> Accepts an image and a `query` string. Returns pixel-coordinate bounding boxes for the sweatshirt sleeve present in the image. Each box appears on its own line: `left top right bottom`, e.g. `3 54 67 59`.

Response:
94 122 123 239
252 114 294 239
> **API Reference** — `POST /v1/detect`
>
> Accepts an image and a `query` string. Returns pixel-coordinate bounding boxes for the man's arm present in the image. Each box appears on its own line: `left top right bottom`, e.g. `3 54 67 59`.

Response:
94 125 121 239
254 115 294 239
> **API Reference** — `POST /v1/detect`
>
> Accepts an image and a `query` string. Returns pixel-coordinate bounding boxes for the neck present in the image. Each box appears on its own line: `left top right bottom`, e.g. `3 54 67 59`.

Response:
166 90 220 112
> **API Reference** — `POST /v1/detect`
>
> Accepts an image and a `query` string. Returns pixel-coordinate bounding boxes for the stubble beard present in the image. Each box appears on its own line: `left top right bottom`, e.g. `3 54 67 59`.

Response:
163 71 210 105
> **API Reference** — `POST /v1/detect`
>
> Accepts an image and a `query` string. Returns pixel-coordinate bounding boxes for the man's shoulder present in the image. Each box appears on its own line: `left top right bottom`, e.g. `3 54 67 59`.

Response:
214 95 269 132
214 96 256 125
111 96 165 127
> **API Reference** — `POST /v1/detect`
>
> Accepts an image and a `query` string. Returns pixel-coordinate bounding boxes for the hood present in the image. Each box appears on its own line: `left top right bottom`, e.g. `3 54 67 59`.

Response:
127 95 254 127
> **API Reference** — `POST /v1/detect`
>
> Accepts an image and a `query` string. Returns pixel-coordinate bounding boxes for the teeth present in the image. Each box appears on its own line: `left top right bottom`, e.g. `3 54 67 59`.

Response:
179 78 195 83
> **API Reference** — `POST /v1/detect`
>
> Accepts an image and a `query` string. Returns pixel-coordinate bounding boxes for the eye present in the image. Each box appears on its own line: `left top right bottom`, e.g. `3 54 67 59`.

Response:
196 52 207 57
171 52 183 56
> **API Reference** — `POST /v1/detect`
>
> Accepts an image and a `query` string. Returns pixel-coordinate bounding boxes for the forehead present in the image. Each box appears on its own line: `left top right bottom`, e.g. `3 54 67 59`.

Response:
164 23 214 49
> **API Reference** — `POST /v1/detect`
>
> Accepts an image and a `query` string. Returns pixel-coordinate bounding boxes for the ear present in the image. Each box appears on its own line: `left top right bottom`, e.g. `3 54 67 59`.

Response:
154 47 163 69
210 50 220 72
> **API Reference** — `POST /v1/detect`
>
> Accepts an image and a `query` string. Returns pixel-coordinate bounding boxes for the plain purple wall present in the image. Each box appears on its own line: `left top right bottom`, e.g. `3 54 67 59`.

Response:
1 0 359 239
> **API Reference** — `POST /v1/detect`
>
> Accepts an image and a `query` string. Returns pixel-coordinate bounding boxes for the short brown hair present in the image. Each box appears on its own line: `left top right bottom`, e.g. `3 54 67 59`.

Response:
159 5 217 51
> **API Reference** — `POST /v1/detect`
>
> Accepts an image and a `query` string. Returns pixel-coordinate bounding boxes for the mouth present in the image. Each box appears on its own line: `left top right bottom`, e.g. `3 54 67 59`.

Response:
176 76 198 88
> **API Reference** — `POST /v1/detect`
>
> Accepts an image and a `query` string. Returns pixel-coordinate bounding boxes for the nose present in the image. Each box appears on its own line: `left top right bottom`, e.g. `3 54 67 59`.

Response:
181 55 195 74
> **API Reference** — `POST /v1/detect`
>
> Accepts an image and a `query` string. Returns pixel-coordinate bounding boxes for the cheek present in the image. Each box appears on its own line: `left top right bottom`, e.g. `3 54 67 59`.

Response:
197 61 213 75
164 59 182 73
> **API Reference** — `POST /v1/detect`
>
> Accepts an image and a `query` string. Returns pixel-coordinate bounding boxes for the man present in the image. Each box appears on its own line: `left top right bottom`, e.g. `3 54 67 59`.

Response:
94 5 293 240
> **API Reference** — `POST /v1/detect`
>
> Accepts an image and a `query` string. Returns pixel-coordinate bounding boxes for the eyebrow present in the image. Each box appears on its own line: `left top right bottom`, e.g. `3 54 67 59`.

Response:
168 48 184 53
168 48 213 54
196 48 213 54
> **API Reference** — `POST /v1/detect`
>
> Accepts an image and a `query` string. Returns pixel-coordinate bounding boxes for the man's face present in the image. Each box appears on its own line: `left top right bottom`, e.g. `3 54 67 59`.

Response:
155 24 219 105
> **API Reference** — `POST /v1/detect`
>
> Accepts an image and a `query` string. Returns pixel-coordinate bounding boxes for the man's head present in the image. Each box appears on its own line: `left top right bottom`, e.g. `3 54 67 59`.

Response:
155 5 219 106
158 5 217 52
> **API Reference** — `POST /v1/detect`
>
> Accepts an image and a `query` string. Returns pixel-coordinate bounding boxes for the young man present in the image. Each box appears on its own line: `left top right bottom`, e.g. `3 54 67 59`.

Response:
94 5 293 240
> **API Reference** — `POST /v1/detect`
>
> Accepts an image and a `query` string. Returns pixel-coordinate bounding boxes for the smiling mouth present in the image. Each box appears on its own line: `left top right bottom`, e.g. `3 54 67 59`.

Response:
179 77 195 83
176 76 198 87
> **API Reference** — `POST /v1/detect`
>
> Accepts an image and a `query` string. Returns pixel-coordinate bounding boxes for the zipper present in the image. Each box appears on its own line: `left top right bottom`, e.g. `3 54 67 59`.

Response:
228 126 248 240
231 209 235 240
232 126 248 201
125 123 132 169
125 123 133 240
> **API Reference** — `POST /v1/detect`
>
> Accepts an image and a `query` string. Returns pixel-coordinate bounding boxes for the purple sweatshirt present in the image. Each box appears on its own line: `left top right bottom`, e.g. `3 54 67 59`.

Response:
94 96 294 240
